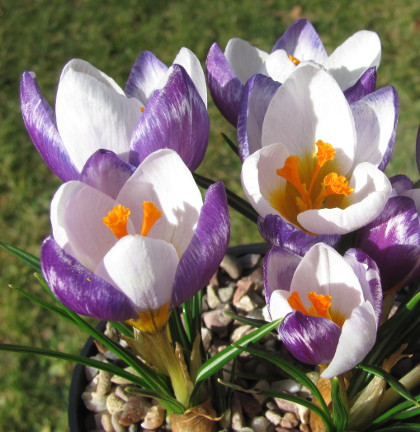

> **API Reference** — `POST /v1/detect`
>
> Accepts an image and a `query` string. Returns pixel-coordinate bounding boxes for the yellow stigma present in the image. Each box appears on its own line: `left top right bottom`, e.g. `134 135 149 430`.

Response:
287 291 344 327
103 205 131 239
126 302 170 333
274 140 353 227
103 201 162 239
288 54 301 66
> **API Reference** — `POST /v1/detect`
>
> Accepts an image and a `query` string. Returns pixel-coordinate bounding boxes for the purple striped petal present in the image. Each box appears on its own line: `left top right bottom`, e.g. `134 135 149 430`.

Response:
41 235 138 321
125 51 168 103
237 74 280 161
351 85 399 171
258 214 340 255
171 182 230 306
344 248 382 326
355 196 420 292
280 311 341 365
264 246 301 305
20 71 79 181
417 126 420 175
130 64 209 171
344 67 377 104
390 174 413 194
206 42 244 126
80 150 135 200
272 19 327 63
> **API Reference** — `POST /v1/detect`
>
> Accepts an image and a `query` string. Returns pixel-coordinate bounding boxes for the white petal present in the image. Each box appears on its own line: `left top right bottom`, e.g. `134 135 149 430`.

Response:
225 38 269 84
117 149 203 255
260 49 296 83
56 59 142 171
269 290 294 321
96 235 179 311
298 162 392 235
351 87 398 167
322 301 377 378
291 244 363 317
172 47 207 106
50 181 134 271
325 31 381 90
261 64 356 173
241 143 289 218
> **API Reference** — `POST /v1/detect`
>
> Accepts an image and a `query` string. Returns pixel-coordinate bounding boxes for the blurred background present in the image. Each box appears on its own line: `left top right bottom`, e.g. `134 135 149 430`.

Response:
0 0 419 430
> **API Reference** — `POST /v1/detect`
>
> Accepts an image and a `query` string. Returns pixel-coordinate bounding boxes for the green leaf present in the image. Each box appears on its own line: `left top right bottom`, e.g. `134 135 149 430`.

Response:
371 423 420 432
236 344 331 421
370 393 420 426
109 321 133 338
9 285 74 323
195 318 282 383
224 311 268 328
356 364 418 406
193 173 258 222
0 241 41 271
218 378 333 432
124 387 185 414
331 377 349 431
0 343 184 413
221 132 239 155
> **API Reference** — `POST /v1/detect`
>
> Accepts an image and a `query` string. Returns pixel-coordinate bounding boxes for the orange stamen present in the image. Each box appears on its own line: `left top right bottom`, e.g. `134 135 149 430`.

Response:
307 291 332 319
277 156 310 208
140 106 145 112
276 140 353 215
287 291 309 315
141 201 162 236
288 54 301 66
103 205 131 239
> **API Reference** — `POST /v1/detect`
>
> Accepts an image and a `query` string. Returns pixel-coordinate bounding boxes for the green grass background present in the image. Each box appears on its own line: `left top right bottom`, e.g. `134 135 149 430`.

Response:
0 0 419 430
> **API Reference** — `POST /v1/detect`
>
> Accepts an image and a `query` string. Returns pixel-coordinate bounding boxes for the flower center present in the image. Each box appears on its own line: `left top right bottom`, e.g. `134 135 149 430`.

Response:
126 302 170 333
273 140 354 227
288 54 301 66
288 291 345 327
103 201 162 239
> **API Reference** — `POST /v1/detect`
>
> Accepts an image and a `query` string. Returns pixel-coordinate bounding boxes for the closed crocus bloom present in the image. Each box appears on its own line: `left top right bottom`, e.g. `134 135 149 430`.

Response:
265 243 382 378
241 63 397 235
207 19 380 125
41 149 230 329
21 48 208 181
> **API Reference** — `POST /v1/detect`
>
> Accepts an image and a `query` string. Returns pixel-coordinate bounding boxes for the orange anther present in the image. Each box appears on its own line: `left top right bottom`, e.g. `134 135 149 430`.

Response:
288 54 301 66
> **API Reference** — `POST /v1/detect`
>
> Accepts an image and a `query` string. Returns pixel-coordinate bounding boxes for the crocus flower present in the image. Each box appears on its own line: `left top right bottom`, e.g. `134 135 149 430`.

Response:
354 123 420 294
207 19 380 125
241 63 397 235
265 243 382 378
20 48 208 181
41 149 230 330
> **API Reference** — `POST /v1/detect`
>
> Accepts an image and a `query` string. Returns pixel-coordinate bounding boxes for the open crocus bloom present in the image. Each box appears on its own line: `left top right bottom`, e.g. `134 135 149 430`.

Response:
41 149 230 330
207 18 380 125
354 168 420 293
21 48 208 181
241 63 396 235
265 243 382 378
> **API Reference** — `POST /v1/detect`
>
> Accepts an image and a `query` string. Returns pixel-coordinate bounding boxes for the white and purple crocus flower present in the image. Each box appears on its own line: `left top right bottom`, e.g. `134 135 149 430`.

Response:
265 243 382 378
241 62 398 236
354 129 420 293
207 19 381 125
20 48 208 181
41 149 230 330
